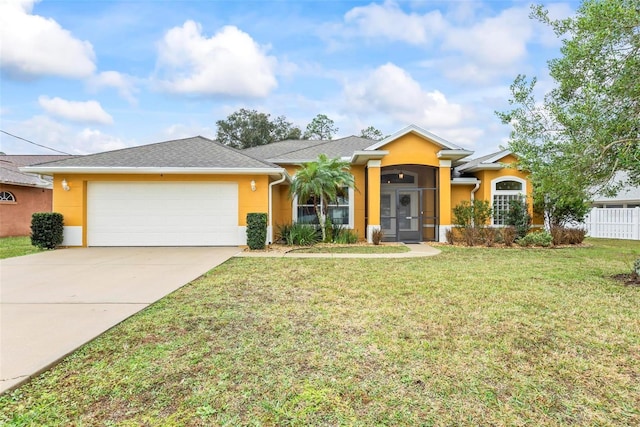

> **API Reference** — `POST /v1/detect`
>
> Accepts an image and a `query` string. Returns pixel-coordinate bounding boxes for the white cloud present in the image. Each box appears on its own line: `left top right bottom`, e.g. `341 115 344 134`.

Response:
86 71 139 105
344 63 463 128
0 0 96 79
0 116 127 154
160 123 216 141
75 128 127 153
38 96 114 125
443 7 533 67
431 127 484 150
344 0 445 45
155 21 278 97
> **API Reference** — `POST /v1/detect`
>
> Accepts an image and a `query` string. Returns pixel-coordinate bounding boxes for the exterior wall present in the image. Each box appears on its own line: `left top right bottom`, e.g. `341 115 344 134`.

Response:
470 154 537 225
0 184 53 237
379 133 441 167
277 164 367 241
451 184 476 210
52 174 270 246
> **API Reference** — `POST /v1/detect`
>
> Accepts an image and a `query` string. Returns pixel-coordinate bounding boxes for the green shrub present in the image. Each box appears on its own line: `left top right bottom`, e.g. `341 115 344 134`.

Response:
517 230 553 247
246 213 268 250
453 201 473 228
324 216 334 243
275 223 292 244
333 227 358 244
506 198 531 239
31 212 64 249
453 200 493 246
278 222 319 246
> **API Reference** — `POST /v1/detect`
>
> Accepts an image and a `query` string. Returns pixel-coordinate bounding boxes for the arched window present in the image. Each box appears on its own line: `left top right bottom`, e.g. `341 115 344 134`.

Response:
0 191 16 202
491 177 526 225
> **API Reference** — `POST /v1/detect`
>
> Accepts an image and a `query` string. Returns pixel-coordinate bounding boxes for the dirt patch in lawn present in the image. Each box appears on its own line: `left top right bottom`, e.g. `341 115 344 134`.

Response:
612 273 640 287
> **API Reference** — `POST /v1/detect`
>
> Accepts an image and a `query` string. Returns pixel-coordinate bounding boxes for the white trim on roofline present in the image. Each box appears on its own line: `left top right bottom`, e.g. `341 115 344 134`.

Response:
365 124 464 151
458 164 505 173
350 150 388 165
451 177 481 185
20 166 286 175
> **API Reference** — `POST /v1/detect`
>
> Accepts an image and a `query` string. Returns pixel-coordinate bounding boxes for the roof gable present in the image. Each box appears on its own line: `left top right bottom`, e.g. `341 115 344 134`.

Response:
365 124 464 151
455 149 514 173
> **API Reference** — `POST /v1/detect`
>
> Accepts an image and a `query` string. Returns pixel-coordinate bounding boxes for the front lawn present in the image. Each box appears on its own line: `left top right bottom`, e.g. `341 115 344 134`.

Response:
1 239 639 425
0 236 42 260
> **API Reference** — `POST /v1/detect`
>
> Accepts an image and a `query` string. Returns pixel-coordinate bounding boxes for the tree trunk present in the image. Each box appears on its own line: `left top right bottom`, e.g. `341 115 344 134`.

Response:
314 199 326 242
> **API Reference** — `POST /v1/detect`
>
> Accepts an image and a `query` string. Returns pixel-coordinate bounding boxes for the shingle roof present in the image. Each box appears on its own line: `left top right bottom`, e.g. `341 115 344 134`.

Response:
0 155 74 187
455 150 511 173
25 136 280 170
244 136 375 163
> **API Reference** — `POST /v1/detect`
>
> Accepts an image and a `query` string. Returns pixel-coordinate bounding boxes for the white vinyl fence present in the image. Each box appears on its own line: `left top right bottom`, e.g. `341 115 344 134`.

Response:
584 207 640 240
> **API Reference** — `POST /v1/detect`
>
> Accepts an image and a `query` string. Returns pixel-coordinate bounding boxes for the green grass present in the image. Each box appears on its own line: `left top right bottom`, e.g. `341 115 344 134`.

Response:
1 239 639 425
291 244 410 254
0 236 43 259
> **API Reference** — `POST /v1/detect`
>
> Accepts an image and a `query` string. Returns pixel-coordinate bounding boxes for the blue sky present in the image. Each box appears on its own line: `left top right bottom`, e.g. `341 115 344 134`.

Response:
0 0 578 156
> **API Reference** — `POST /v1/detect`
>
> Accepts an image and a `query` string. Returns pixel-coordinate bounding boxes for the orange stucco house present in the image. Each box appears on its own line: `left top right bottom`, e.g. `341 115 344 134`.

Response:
23 125 534 246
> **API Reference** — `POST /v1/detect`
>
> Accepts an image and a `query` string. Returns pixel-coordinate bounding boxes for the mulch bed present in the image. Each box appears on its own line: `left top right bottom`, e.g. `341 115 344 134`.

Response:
612 273 640 287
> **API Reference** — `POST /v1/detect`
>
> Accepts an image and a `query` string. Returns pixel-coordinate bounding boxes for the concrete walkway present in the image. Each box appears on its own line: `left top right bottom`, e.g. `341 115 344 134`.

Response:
0 247 239 394
235 243 441 258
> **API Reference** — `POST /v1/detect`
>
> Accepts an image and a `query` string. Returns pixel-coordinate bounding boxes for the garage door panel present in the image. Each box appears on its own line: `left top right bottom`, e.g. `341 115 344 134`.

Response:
87 182 239 246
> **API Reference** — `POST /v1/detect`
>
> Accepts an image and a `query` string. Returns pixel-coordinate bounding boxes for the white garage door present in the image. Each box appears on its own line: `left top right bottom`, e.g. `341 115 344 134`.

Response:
87 182 238 246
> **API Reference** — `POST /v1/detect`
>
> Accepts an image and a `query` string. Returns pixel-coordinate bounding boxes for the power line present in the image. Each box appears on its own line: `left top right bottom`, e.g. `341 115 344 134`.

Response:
0 129 71 155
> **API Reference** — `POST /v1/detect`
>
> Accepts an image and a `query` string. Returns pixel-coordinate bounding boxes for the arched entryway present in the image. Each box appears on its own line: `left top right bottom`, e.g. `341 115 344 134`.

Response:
380 165 438 242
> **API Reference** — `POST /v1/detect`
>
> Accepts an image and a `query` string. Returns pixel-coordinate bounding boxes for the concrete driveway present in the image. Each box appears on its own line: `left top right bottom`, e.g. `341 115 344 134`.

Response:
0 246 239 394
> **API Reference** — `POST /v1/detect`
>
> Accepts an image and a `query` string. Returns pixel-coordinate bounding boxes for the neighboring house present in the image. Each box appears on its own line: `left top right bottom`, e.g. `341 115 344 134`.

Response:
591 172 640 208
22 125 534 247
0 155 74 237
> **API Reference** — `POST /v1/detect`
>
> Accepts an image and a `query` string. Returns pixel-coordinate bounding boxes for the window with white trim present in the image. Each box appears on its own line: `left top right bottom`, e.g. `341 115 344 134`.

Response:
0 191 16 202
491 178 526 225
294 187 353 226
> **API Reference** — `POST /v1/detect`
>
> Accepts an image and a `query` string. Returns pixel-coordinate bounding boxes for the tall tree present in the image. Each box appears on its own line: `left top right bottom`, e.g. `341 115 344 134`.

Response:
272 115 303 141
303 114 338 140
216 109 302 149
497 0 640 223
360 126 385 141
289 154 355 242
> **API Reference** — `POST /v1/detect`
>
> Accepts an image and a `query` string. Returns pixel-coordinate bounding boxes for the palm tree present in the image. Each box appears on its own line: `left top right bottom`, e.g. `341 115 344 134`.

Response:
289 154 355 242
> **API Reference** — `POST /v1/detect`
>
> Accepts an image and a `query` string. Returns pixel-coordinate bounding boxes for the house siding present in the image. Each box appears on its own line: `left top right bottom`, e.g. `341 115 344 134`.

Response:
274 164 367 241
0 184 53 237
52 174 269 246
468 154 537 225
